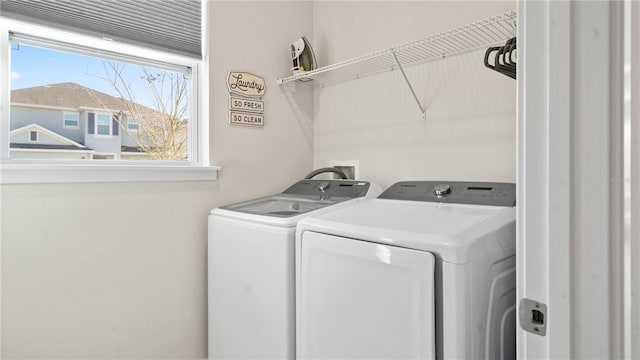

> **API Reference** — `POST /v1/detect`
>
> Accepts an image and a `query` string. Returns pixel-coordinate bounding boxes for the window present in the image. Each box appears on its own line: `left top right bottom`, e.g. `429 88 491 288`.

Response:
0 6 217 184
96 114 112 136
63 112 79 128
127 117 139 131
6 28 197 163
29 130 37 142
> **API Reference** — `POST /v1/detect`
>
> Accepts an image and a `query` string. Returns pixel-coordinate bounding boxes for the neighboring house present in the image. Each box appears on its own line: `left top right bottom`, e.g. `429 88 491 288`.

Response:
9 82 151 160
10 124 94 159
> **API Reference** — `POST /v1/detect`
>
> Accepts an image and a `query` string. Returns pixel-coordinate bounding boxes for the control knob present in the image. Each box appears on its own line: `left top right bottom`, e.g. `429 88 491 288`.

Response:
318 182 330 192
434 184 452 197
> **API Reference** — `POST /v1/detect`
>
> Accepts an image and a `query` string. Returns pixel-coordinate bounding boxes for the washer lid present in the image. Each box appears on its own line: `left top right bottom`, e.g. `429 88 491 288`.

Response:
219 194 338 217
210 180 381 227
296 198 515 264
217 180 375 218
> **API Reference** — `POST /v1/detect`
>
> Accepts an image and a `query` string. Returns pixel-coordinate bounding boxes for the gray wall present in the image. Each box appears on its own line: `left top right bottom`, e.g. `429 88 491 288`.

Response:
120 122 139 148
84 134 122 156
84 112 123 155
10 106 84 144
10 106 133 155
0 1 313 359
11 129 62 145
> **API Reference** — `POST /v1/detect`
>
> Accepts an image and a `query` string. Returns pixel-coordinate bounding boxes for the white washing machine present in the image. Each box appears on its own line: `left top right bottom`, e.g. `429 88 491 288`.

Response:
208 178 381 360
295 181 516 360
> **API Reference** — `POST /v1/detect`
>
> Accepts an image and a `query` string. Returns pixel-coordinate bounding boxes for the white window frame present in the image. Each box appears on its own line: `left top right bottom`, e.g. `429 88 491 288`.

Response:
0 14 217 184
94 113 113 138
127 117 139 132
63 112 80 128
29 130 37 142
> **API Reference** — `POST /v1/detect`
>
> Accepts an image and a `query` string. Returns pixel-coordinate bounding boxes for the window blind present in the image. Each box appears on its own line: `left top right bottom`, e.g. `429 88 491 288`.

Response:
0 0 202 58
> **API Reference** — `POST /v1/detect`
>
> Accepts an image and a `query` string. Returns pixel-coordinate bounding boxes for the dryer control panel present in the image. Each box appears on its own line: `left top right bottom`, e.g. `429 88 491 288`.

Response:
379 181 516 207
283 180 372 198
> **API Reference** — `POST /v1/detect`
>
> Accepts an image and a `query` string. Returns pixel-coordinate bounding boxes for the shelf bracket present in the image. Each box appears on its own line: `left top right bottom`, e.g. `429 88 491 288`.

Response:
392 51 426 120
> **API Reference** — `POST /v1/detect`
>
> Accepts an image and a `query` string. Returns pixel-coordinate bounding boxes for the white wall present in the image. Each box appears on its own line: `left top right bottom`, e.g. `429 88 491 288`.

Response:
1 182 215 359
312 1 516 189
1 1 516 358
209 1 315 204
0 1 313 359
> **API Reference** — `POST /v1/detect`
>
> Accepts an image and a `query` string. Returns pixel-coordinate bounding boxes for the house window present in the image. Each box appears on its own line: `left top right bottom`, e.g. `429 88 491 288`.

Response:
29 130 37 142
63 112 79 128
3 22 201 164
127 117 139 131
96 114 111 136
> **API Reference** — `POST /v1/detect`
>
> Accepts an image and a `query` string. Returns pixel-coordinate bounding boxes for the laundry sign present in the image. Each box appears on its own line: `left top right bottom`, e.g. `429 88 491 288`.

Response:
227 71 266 127
229 97 264 113
229 111 264 126
226 72 266 97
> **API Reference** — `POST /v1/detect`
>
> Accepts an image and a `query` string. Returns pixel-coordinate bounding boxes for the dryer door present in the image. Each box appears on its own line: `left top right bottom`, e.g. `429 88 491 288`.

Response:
297 231 436 360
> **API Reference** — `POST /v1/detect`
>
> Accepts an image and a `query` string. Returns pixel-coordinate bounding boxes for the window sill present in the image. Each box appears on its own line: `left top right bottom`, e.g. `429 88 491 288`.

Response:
0 162 220 184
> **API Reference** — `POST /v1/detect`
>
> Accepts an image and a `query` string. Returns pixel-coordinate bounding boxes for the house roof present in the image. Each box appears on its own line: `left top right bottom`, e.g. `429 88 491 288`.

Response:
121 146 146 153
10 124 91 150
10 143 93 151
11 82 139 111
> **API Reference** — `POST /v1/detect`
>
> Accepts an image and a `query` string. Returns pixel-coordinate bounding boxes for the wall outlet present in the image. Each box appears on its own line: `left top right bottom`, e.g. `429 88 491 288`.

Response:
329 160 359 180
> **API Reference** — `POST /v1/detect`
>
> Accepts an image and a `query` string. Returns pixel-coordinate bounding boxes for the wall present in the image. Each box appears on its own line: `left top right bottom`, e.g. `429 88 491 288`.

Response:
209 1 314 205
120 117 140 148
312 1 517 189
10 106 84 143
0 1 313 359
84 114 122 156
2 1 515 358
1 182 215 359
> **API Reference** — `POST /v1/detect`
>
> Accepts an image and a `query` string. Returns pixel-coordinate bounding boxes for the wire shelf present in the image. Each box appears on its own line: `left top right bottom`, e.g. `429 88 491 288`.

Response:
276 11 517 87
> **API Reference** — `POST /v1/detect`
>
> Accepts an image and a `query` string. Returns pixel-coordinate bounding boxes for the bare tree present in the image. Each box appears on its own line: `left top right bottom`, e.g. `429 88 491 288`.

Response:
95 62 189 160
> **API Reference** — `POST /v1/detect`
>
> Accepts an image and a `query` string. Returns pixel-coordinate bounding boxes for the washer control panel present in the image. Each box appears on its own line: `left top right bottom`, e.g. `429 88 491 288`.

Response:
379 181 516 206
283 180 372 198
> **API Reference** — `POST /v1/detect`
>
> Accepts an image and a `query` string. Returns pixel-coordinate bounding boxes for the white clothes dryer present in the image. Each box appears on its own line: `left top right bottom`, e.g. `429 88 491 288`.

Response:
208 179 381 360
295 181 516 360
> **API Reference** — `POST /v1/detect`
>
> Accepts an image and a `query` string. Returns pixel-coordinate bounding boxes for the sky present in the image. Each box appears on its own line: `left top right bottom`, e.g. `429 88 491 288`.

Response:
10 42 182 109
